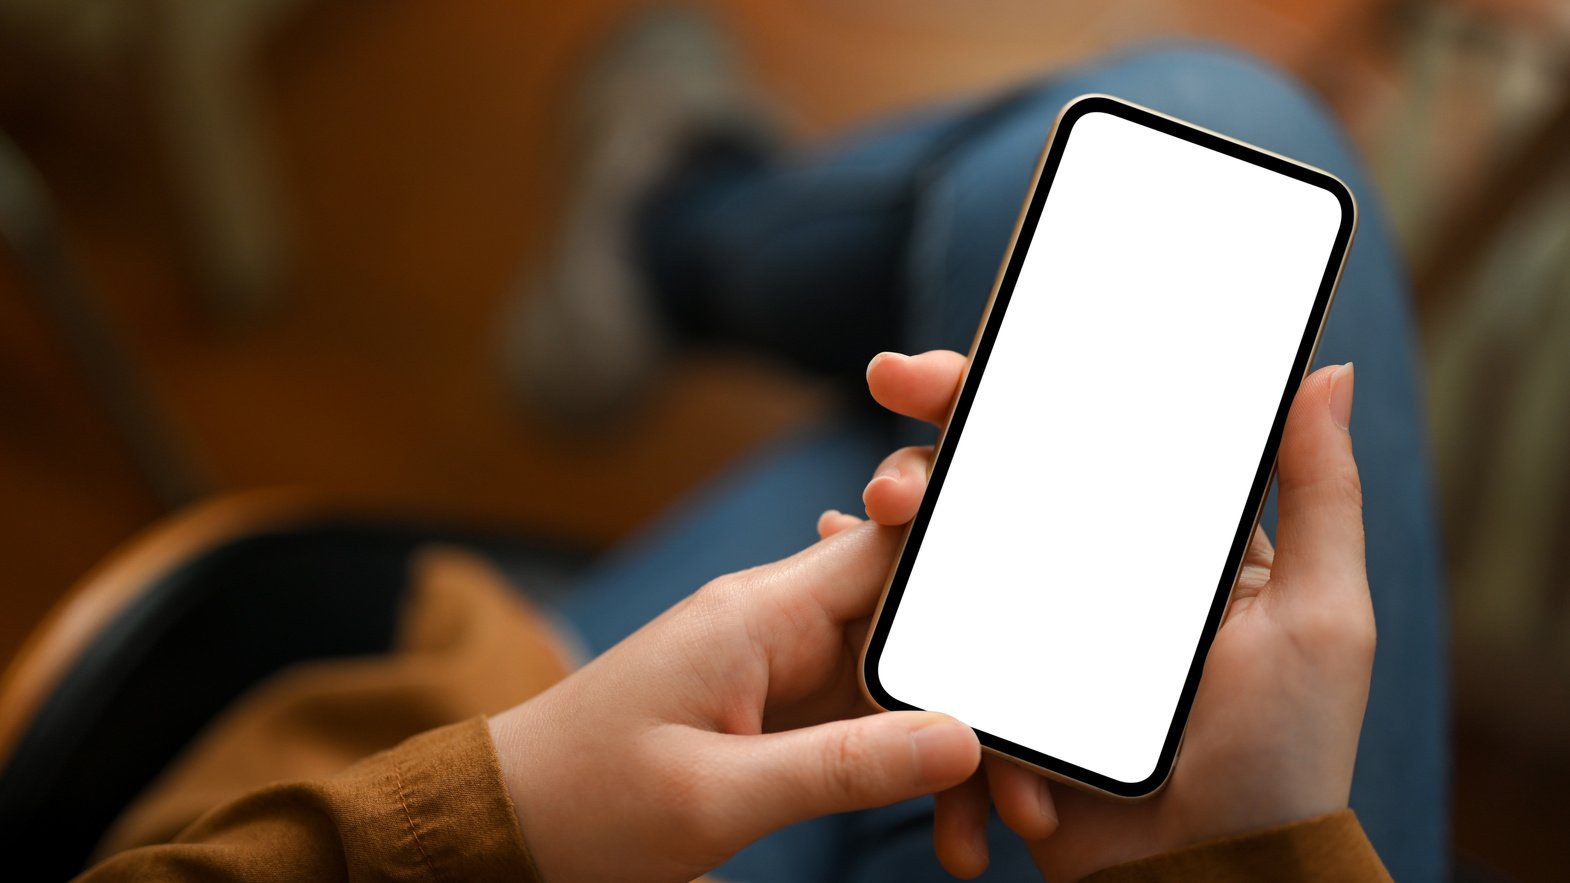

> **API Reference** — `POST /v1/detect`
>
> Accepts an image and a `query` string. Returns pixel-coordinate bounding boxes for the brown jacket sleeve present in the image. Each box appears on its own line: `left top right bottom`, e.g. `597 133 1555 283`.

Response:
77 717 543 883
1082 809 1392 883
79 548 571 882
80 719 1389 883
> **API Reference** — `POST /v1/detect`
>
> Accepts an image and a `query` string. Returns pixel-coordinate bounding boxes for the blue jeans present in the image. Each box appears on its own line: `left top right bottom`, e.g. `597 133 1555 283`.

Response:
547 45 1448 882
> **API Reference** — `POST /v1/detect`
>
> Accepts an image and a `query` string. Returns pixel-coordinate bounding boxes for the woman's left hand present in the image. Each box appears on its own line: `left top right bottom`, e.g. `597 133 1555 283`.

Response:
842 350 1375 882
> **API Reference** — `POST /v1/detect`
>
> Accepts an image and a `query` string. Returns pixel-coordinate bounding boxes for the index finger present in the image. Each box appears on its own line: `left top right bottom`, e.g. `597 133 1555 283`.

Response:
753 521 904 623
867 351 968 427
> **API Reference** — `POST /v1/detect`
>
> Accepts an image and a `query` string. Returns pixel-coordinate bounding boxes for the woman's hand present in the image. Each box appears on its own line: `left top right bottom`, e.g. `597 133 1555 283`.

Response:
842 350 1374 881
486 521 982 881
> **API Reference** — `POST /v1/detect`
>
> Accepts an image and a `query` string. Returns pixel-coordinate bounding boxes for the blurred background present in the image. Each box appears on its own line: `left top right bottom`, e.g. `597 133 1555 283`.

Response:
0 1 1566 879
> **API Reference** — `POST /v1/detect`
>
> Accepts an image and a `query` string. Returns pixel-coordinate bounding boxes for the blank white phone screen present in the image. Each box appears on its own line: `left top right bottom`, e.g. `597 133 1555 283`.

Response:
876 109 1345 786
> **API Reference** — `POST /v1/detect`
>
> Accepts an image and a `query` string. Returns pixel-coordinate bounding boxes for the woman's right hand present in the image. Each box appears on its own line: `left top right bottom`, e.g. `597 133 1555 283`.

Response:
834 351 1375 881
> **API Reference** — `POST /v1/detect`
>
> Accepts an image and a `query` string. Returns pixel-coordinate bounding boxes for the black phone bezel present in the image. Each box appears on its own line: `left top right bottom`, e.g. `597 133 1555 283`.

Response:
859 94 1357 799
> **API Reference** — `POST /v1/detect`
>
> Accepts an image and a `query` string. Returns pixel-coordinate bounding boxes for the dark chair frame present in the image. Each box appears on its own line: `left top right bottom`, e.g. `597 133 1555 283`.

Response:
0 492 585 880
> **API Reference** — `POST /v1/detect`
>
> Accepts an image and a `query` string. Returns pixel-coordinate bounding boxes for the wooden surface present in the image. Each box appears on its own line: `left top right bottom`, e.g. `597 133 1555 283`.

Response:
0 0 1369 678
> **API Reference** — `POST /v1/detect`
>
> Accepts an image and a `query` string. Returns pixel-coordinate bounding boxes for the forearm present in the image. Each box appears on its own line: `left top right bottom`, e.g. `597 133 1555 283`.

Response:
79 717 539 883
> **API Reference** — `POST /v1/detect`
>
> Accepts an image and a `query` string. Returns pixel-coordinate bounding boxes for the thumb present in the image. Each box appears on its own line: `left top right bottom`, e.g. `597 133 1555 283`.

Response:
1271 363 1368 607
709 712 978 844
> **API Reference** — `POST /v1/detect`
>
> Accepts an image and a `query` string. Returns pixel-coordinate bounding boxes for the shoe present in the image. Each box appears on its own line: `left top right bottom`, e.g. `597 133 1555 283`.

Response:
503 8 777 430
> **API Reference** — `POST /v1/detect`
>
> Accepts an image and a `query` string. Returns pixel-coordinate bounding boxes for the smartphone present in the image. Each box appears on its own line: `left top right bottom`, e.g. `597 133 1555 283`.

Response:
859 94 1356 798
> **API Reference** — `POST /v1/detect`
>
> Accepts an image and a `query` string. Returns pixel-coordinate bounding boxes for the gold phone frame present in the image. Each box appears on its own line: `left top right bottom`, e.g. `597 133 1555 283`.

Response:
858 93 1358 800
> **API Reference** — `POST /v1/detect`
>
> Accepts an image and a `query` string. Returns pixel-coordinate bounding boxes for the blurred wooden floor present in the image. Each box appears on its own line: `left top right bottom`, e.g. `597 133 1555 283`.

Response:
0 0 1372 690
0 1 1562 879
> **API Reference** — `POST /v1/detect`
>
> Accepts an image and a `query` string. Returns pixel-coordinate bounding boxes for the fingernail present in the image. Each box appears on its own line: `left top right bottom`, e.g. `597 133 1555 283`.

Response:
820 509 841 520
862 475 895 508
876 462 901 481
1329 362 1355 430
909 714 975 789
866 351 905 381
866 352 887 380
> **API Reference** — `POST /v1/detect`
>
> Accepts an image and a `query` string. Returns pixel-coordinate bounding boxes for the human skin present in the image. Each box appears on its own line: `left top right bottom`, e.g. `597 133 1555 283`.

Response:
486 515 983 880
844 350 1373 881
488 348 1372 883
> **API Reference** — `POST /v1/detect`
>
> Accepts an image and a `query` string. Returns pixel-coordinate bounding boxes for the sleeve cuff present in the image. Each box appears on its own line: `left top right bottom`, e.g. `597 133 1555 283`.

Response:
382 716 543 883
1081 809 1391 883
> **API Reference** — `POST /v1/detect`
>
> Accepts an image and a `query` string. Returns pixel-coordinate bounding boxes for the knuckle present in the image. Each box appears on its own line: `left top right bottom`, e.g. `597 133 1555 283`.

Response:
1336 466 1364 510
1295 604 1343 644
823 727 874 801
674 575 752 651
696 572 751 613
1285 467 1363 512
1293 595 1375 658
698 572 738 602
1347 607 1377 658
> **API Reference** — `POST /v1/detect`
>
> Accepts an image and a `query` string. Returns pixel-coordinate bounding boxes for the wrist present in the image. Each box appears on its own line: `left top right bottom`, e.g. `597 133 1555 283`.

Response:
486 706 531 833
487 699 567 880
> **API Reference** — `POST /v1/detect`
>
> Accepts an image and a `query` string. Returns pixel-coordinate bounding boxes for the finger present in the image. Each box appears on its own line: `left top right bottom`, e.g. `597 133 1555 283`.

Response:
867 350 967 426
817 509 864 539
713 712 979 847
862 446 933 525
752 522 902 623
1231 524 1276 605
933 766 991 879
1271 363 1368 607
1247 522 1275 561
985 756 1057 841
